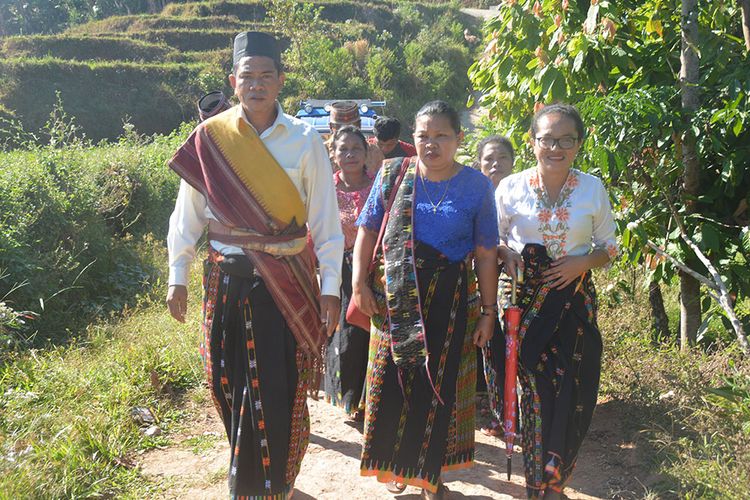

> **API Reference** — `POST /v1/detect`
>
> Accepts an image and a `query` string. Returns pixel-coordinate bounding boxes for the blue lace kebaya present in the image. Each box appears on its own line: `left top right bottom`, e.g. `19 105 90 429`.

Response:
356 164 499 262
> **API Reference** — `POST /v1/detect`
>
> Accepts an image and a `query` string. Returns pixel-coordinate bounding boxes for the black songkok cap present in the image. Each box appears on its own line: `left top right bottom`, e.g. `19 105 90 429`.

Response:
233 31 282 69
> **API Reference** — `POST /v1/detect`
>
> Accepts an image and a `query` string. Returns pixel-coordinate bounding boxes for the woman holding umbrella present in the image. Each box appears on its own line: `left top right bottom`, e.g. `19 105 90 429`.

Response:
495 104 617 499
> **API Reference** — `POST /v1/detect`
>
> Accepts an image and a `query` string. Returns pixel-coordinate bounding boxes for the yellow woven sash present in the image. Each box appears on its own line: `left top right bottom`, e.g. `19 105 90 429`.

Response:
204 107 306 229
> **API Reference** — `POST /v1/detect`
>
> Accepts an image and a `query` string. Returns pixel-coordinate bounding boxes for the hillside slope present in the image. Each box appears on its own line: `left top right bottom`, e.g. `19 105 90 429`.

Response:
0 0 477 143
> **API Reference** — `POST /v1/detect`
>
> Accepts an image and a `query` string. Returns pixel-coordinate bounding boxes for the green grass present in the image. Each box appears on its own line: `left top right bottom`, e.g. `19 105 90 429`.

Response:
68 14 247 35
0 56 206 141
597 269 750 498
0 255 206 498
0 35 176 62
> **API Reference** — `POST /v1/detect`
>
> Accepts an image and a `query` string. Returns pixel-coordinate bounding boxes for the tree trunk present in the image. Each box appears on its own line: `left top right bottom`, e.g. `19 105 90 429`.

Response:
679 271 701 347
679 0 702 349
740 0 750 51
649 279 671 342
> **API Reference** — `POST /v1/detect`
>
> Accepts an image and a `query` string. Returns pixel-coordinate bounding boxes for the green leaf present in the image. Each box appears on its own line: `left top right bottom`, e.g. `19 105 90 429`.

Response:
741 228 750 254
733 118 743 136
568 35 588 56
701 223 721 253
710 108 727 124
584 4 599 35
573 51 585 72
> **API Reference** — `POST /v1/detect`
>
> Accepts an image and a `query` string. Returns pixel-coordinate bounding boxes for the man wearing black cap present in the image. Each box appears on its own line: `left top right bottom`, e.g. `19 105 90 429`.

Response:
166 31 343 499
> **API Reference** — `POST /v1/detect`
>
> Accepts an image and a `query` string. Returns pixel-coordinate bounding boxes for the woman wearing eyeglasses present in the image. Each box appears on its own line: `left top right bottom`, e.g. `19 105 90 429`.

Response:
495 104 618 499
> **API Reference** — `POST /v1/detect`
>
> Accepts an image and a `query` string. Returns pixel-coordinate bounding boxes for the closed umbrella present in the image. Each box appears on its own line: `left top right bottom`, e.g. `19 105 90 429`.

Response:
503 270 522 480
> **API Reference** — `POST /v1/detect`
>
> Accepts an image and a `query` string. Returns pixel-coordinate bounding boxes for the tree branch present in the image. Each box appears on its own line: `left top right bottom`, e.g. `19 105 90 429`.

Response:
739 0 750 52
645 239 718 292
656 191 750 354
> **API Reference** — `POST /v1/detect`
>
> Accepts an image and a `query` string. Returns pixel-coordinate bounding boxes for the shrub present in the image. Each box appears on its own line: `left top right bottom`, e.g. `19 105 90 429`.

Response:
0 106 190 348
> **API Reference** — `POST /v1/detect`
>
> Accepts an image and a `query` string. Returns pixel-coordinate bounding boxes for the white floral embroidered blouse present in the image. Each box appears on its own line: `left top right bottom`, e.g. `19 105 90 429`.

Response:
495 168 619 261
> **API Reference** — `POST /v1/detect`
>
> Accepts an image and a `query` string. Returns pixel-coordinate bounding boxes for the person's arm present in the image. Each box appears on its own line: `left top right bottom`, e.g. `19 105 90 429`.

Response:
166 180 208 322
352 226 379 316
473 176 500 347
543 178 618 289
351 167 386 316
473 244 498 347
495 180 524 279
302 135 345 336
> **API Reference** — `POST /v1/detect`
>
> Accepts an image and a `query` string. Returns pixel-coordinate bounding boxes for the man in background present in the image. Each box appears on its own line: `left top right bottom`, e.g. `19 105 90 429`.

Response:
370 116 416 159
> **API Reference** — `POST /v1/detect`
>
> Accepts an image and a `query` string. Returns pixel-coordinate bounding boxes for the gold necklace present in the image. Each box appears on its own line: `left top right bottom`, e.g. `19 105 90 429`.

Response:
419 165 454 213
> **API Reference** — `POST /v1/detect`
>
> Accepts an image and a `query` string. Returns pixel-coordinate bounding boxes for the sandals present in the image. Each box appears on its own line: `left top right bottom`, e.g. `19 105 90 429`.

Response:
480 419 502 437
421 480 447 499
349 409 365 422
386 481 407 494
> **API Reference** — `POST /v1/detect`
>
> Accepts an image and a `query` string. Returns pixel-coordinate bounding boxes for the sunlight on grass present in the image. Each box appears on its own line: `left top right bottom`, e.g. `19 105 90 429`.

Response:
0 258 205 498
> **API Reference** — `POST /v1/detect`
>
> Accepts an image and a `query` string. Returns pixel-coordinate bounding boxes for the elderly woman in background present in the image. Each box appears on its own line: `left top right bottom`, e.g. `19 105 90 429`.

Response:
353 100 498 499
324 125 374 420
473 134 516 438
477 134 515 189
495 103 617 499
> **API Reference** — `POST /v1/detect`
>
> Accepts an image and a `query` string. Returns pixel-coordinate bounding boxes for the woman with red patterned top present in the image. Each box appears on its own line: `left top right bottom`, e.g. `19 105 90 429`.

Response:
495 104 618 499
323 125 375 420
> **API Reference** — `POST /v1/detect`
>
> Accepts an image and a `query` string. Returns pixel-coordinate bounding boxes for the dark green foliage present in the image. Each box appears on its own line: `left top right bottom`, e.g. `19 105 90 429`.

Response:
1 35 175 62
0 116 189 349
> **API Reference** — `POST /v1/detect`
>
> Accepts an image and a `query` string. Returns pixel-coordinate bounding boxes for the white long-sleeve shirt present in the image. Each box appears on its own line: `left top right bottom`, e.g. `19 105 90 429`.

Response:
495 168 618 261
167 103 344 297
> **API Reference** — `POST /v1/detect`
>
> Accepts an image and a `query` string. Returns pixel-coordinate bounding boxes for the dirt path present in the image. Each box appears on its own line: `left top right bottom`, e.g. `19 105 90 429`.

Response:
139 392 656 499
460 7 500 22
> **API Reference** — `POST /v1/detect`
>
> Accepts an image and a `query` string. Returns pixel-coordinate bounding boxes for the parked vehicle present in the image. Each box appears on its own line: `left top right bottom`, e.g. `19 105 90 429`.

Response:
295 99 386 135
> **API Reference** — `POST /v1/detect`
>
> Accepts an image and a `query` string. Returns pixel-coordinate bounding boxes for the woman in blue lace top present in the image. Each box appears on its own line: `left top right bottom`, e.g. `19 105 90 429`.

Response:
353 100 498 499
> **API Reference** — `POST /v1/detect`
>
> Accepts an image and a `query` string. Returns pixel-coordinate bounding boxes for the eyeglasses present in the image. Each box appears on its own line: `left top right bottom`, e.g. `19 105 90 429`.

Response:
535 136 579 150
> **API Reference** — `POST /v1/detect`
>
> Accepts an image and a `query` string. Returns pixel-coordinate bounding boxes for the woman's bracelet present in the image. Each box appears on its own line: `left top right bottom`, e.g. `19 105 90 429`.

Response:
480 303 498 315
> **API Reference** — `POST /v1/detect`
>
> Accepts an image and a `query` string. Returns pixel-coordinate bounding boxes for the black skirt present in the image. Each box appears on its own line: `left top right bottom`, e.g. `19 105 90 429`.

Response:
324 250 370 413
202 251 311 499
515 244 603 498
360 242 477 493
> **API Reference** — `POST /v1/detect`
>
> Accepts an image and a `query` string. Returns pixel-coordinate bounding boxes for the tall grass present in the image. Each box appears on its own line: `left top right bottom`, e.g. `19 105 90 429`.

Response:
598 269 750 498
0 257 206 498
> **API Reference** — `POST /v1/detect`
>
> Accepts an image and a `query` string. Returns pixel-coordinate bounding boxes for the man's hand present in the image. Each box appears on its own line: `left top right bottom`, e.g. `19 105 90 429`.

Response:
320 294 341 337
167 285 188 323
